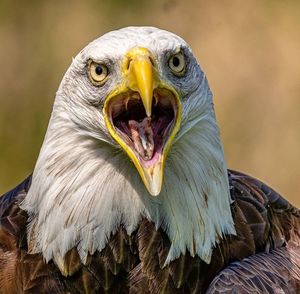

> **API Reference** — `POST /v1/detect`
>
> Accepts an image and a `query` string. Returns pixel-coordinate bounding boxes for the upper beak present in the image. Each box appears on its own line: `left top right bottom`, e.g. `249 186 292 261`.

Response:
103 47 182 196
126 48 156 117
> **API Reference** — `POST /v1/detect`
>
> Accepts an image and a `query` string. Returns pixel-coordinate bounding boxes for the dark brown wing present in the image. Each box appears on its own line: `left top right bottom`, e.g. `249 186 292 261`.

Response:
205 170 300 293
228 170 300 250
0 176 31 293
0 176 31 217
206 242 300 294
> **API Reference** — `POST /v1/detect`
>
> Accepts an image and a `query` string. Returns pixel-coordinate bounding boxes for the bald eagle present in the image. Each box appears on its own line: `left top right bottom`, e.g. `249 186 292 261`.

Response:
0 27 299 293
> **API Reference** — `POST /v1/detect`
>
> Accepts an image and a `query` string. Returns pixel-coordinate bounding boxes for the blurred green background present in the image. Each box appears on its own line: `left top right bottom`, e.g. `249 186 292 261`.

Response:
0 0 299 206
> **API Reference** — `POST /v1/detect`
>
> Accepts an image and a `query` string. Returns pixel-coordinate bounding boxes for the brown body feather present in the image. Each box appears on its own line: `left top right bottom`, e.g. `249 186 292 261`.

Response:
0 171 299 293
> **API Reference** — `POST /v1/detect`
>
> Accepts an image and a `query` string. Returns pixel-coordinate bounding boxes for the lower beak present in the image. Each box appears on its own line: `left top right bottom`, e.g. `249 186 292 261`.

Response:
103 47 182 196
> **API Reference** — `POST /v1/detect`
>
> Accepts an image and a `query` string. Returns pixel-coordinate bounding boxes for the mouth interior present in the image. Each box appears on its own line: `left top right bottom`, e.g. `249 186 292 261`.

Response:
108 89 177 165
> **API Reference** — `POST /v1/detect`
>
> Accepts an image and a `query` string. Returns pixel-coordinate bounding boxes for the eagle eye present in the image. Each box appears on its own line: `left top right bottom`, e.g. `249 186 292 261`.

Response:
168 52 186 75
88 61 108 85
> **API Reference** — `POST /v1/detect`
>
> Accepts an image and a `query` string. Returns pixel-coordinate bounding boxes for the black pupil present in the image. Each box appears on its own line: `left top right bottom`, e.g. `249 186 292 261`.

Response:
172 56 180 67
95 65 103 75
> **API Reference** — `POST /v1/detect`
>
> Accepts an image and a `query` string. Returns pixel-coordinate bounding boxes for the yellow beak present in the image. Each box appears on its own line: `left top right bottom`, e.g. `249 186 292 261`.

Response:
103 47 182 196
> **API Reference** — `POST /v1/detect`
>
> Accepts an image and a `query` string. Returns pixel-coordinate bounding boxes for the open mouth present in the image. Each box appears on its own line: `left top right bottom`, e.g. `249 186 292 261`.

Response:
106 88 178 167
102 47 182 195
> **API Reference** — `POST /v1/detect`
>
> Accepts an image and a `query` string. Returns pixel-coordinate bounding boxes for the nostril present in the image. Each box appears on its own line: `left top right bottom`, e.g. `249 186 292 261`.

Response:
126 58 132 70
149 56 155 67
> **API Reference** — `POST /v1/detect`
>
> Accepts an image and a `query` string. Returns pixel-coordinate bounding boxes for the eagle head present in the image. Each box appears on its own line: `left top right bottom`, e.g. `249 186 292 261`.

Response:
21 27 235 269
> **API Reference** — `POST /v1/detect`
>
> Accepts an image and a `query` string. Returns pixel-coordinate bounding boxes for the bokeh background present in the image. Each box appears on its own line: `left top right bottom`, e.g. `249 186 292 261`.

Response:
0 0 299 206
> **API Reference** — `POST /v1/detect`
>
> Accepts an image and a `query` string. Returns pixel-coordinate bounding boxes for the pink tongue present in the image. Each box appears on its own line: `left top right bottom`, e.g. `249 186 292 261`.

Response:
128 117 154 160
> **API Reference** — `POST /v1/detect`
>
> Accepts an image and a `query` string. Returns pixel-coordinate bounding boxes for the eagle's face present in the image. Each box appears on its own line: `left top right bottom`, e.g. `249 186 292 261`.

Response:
58 27 203 196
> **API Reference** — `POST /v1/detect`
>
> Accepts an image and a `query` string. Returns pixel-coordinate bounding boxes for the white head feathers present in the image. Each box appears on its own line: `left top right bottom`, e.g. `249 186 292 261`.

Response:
21 26 235 268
